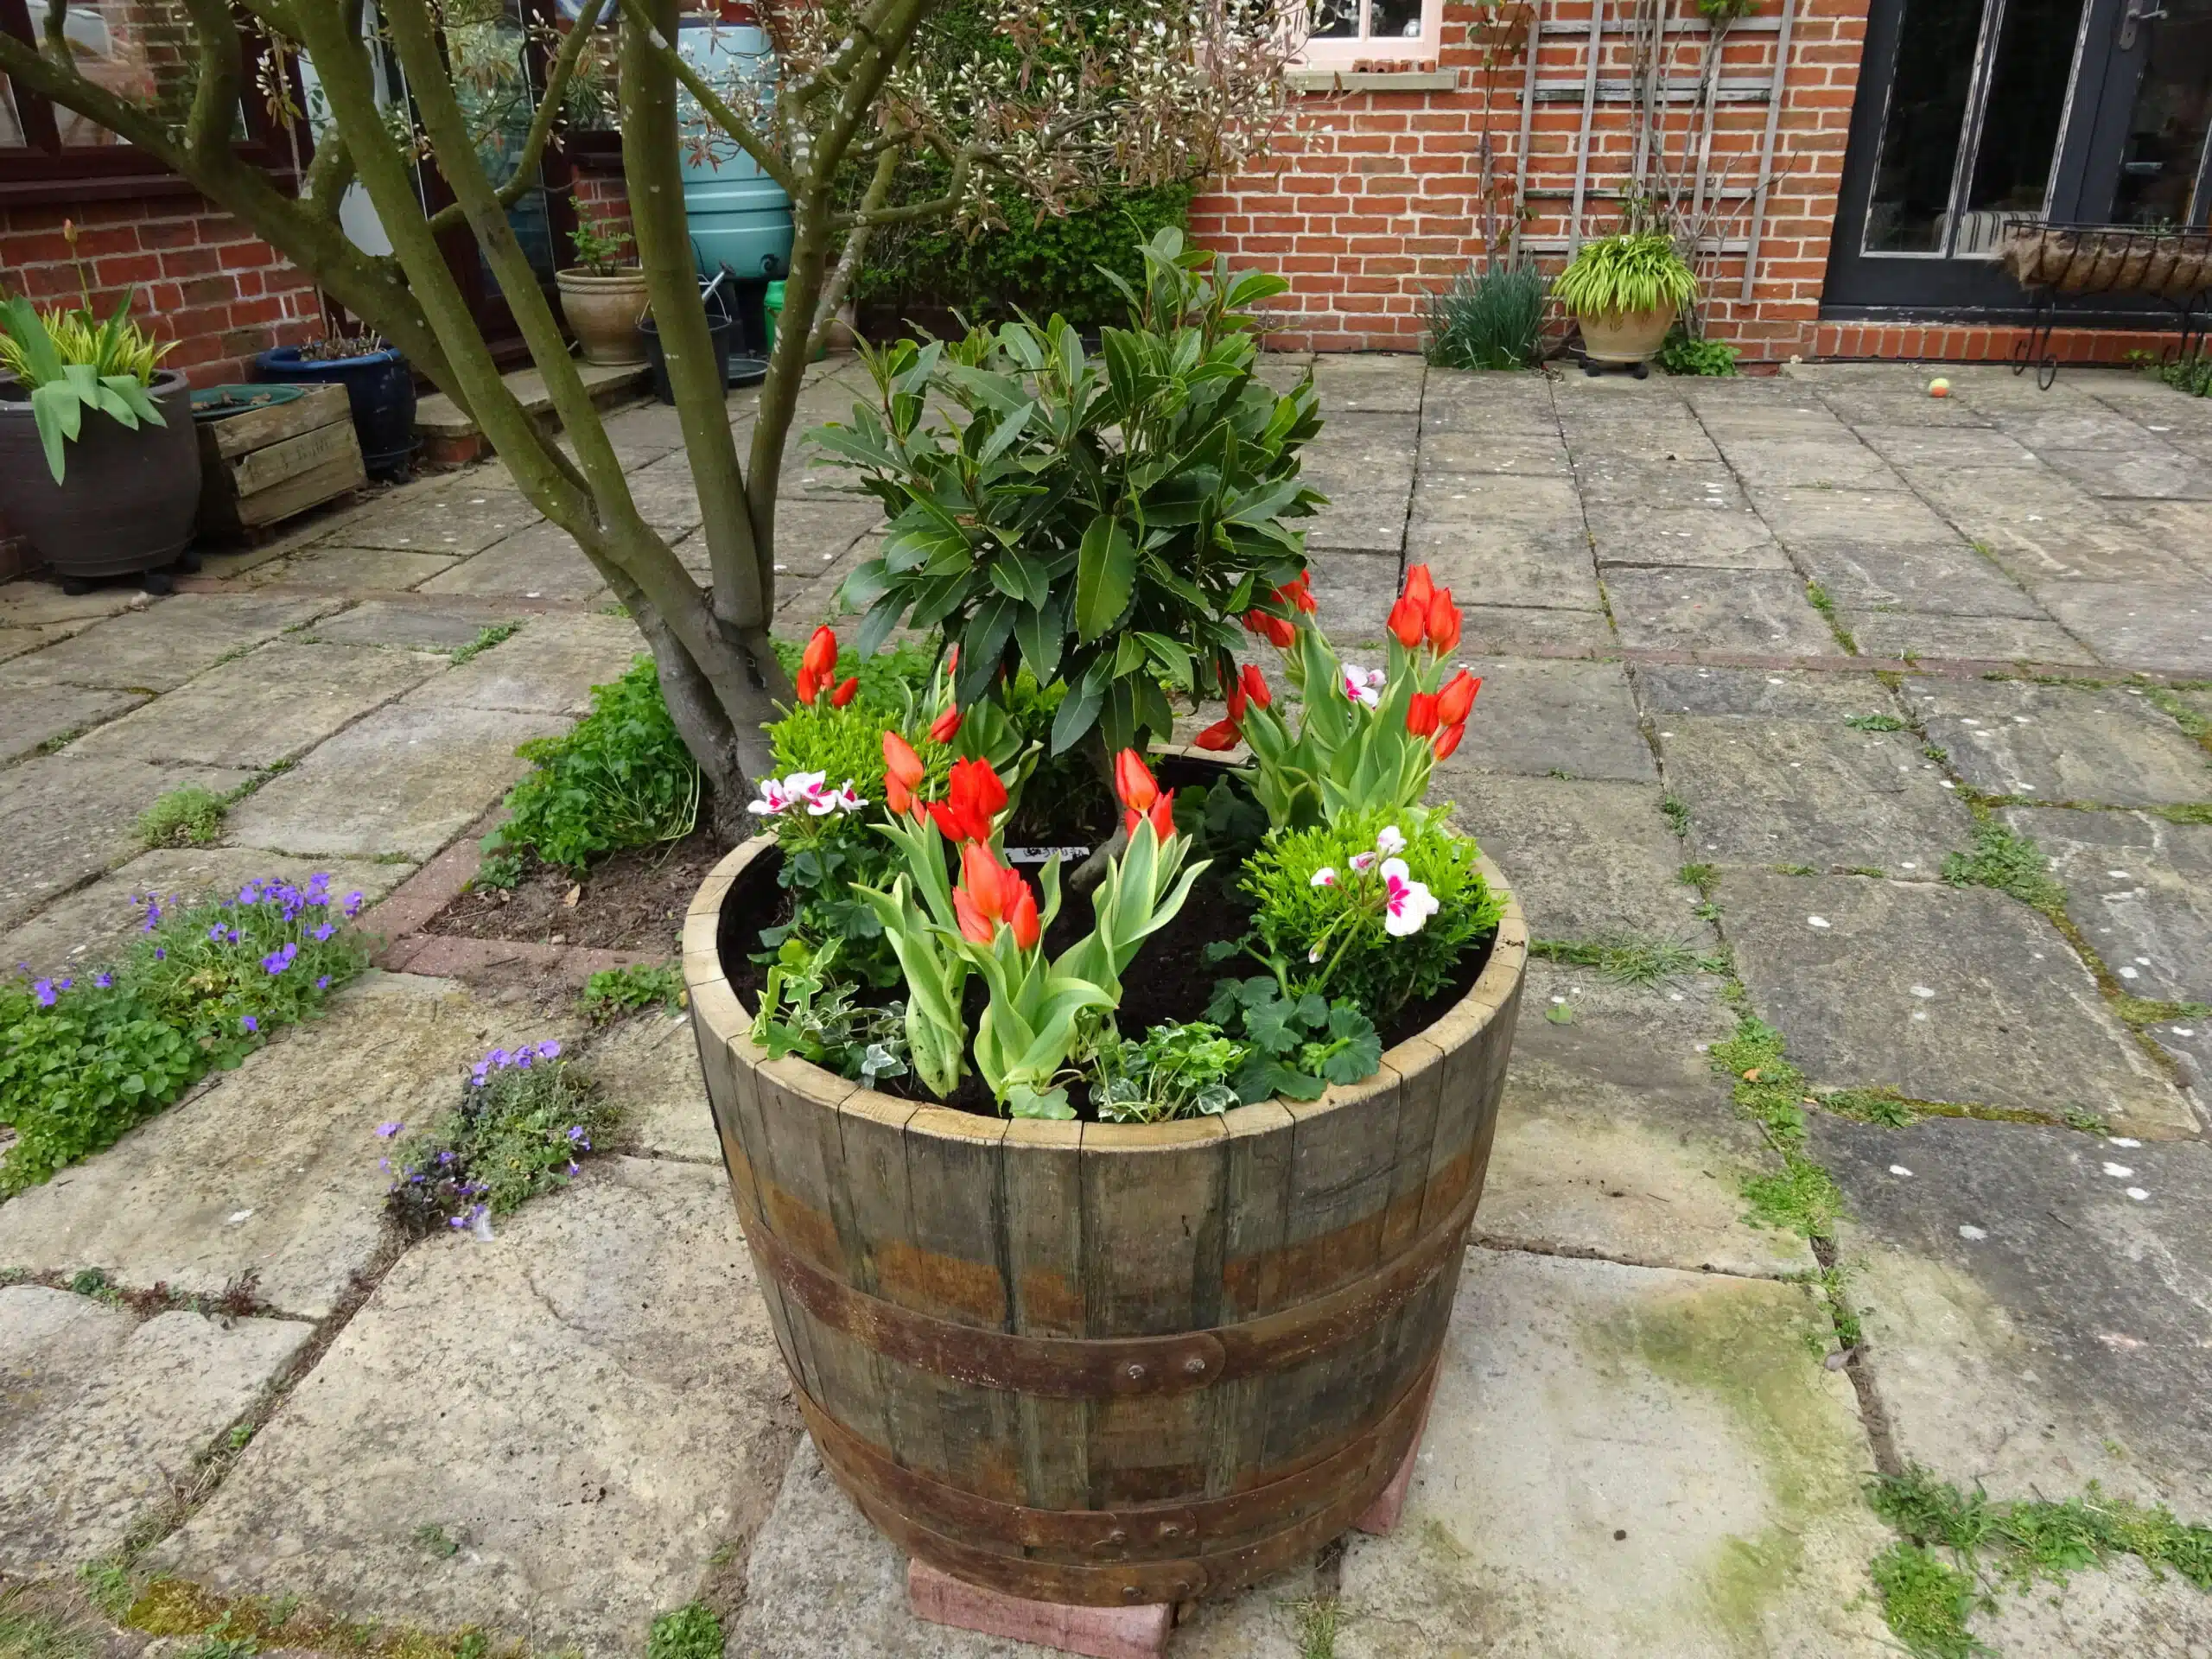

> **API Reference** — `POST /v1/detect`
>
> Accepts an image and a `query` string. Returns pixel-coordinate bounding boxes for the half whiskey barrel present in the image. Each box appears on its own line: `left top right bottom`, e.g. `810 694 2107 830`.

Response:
682 834 1527 1607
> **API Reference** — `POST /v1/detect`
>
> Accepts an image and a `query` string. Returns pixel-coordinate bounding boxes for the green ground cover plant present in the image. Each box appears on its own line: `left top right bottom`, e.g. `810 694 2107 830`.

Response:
485 658 701 873
135 785 229 849
581 962 686 1020
1658 327 1738 376
0 876 371 1192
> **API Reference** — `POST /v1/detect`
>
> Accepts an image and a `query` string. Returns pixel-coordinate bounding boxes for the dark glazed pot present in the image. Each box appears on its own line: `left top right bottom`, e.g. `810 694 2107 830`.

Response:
254 344 417 479
0 368 199 579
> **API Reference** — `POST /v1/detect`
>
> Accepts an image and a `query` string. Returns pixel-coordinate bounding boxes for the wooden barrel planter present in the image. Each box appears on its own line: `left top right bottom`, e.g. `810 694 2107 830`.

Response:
681 834 1527 1609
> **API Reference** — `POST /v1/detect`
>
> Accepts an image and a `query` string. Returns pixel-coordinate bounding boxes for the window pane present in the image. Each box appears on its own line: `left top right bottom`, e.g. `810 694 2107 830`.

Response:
0 74 27 147
2112 0 2212 226
1863 0 1983 252
1961 0 2088 243
1369 0 1424 40
55 0 199 144
1308 0 1357 40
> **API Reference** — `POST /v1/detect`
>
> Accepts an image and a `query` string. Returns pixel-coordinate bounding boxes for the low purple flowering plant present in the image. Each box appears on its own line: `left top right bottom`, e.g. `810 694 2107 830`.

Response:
1 874 373 1192
381 1037 613 1238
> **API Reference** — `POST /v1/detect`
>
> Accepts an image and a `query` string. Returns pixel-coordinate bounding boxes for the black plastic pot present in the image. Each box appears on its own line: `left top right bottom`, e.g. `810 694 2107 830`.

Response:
639 315 737 405
254 344 417 479
0 368 200 582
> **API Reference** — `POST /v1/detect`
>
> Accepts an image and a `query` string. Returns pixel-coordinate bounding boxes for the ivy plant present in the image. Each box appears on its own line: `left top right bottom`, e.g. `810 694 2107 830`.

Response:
815 228 1325 756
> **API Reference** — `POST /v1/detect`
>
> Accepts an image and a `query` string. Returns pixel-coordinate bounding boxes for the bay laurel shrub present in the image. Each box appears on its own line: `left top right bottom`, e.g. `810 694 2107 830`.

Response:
0 876 372 1191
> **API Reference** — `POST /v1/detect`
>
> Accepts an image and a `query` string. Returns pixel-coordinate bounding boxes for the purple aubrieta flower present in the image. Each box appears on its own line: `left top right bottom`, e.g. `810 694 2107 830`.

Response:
32 979 56 1007
263 943 299 976
240 1014 258 1033
209 925 228 942
93 972 111 989
312 923 335 942
238 882 261 905
154 948 166 961
343 892 365 918
315 975 330 990
566 1160 579 1175
375 1121 403 1138
565 1125 588 1142
536 1039 562 1060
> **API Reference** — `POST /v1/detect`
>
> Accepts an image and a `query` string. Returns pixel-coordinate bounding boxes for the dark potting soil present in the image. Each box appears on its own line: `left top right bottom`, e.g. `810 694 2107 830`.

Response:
715 832 1491 1122
426 826 733 953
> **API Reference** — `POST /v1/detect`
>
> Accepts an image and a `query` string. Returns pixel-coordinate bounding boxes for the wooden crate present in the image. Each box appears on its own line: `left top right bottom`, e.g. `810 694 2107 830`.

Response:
195 382 366 537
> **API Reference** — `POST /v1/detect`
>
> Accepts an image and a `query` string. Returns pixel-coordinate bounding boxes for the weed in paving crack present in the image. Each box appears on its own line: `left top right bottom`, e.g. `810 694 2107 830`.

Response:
448 621 520 666
1942 822 2065 914
645 1604 722 1659
1869 1541 1991 1659
1822 1087 1918 1128
1676 862 1715 891
1660 796 1690 836
414 1522 461 1559
1709 1015 1847 1240
1531 932 1708 988
136 786 228 849
1773 862 1818 877
76 1561 131 1620
2150 802 2212 825
2113 992 2212 1028
1805 582 1858 653
1845 713 1907 732
1282 1596 1342 1659
0 1593 104 1659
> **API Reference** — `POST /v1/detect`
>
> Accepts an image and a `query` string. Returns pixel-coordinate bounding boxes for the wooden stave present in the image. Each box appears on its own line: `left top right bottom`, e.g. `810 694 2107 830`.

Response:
684 835 1525 1602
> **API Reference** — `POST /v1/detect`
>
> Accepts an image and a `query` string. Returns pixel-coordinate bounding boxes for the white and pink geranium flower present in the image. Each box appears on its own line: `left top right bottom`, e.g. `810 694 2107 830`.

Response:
1341 665 1385 709
1379 857 1438 937
748 772 863 818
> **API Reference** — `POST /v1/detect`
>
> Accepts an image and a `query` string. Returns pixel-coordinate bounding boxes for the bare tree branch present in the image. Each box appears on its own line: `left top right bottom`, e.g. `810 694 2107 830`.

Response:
612 0 801 194
425 0 609 238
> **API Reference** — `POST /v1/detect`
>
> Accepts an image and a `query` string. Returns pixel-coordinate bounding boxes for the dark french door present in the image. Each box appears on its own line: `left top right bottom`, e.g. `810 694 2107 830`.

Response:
1823 0 2212 315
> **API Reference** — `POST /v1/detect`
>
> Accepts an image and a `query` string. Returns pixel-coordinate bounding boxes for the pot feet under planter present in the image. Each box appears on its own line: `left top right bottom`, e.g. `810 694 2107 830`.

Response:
904 1413 1431 1657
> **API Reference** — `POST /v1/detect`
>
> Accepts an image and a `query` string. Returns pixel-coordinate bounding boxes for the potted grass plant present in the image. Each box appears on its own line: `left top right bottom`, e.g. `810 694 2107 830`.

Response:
679 235 1529 1619
0 286 197 592
556 208 651 367
1553 231 1699 377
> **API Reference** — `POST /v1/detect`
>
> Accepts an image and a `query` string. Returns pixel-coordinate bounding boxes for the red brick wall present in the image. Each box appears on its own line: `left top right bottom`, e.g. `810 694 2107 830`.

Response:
0 194 322 388
1193 0 1869 361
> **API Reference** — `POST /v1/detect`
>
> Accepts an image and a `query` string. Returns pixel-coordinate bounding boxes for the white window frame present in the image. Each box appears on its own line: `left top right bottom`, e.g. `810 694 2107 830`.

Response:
1294 0 1445 67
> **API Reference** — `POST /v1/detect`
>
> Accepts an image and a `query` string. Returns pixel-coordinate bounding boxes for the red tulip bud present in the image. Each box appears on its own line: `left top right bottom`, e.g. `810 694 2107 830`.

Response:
1277 571 1318 613
1402 563 1434 612
830 676 859 708
1387 595 1427 650
1435 671 1480 728
1406 691 1439 737
801 625 838 680
1427 588 1462 655
1433 721 1465 760
1113 748 1159 813
1243 609 1295 649
928 705 963 744
794 667 821 705
1240 664 1272 709
1193 718 1240 751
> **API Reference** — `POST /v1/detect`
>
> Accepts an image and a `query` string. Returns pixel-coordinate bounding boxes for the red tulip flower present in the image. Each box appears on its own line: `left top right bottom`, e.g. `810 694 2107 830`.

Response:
830 676 860 708
928 705 963 744
882 730 925 816
1427 587 1462 655
953 842 1039 949
1387 594 1427 650
1240 664 1272 709
1226 681 1249 724
1112 749 1174 843
1193 719 1240 751
797 626 838 703
1435 670 1480 728
1402 563 1435 613
1276 570 1318 613
929 755 1006 844
1406 690 1439 737
1243 609 1295 649
1433 721 1465 760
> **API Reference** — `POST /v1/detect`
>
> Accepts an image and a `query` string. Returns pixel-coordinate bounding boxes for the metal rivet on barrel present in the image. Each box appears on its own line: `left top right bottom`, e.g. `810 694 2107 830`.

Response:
1160 1523 1182 1538
1124 1362 1147 1382
1122 1586 1141 1602
1182 1355 1208 1376
1106 1528 1128 1544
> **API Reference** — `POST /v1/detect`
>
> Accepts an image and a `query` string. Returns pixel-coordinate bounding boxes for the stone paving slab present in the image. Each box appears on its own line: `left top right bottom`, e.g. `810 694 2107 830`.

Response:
0 974 554 1318
769 499 888 571
1303 551 1404 642
0 754 257 934
1440 776 1701 942
1804 389 1999 429
149 1156 797 1659
246 546 461 592
0 1287 312 1573
1438 657 1654 782
1787 538 2045 618
0 596 334 692
1332 1249 1891 1658
1413 532 1604 613
225 702 568 861
1709 439 1901 491
1309 353 1424 414
1840 610 2099 665
1477 966 1810 1278
1853 424 2043 470
2031 578 2212 675
1907 679 2212 805
1457 604 1618 653
428 613 644 716
729 1438 1299 1659
1723 873 2194 1136
418 523 610 601
1752 486 1959 547
587 1010 719 1163
1976 1556 2212 1658
317 481 539 556
0 683 146 765
2004 807 2212 1006
1415 429 1573 476
71 642 442 770
1656 715 1968 875
0 582 149 631
1583 503 1790 570
2042 444 2212 502
623 457 707 533
1814 1116 2212 1515
1602 568 1838 655
1411 472 1585 536
1571 456 1746 512
1634 664 1896 723
1987 405 2161 452
1921 470 2189 585
1304 412 1419 552
303 600 523 652
0 848 406 980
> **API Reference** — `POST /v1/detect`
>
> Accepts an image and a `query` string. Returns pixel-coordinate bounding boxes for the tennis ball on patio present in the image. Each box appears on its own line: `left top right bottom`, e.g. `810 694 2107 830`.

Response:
1928 377 1951 397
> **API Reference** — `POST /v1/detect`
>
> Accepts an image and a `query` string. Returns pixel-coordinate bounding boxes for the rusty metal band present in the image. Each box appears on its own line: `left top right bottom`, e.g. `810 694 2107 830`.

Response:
797 1347 1439 1560
808 1359 1441 1606
741 1173 1482 1399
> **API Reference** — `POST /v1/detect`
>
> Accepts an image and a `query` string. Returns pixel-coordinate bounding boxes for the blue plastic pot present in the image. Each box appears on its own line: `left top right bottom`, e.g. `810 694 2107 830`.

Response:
253 344 417 479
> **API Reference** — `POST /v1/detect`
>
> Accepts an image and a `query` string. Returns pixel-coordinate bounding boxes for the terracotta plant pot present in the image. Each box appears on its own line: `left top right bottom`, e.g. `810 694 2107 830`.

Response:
0 367 199 581
556 268 652 365
681 828 1529 1610
1576 304 1677 366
